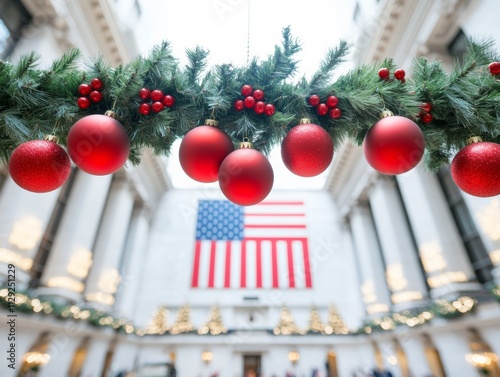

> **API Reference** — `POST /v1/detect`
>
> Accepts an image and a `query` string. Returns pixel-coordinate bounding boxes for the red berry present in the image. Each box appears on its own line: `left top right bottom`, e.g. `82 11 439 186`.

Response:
308 95 320 107
90 78 103 90
421 113 433 124
150 90 164 102
378 68 390 80
162 95 175 107
253 89 264 101
139 88 151 100
244 96 256 109
78 84 92 96
77 97 91 109
489 62 500 76
234 100 245 111
241 85 253 97
89 90 103 103
139 103 151 115
420 102 432 113
329 108 342 119
152 101 164 112
316 103 329 116
264 103 275 116
254 101 265 115
394 69 406 80
326 95 339 108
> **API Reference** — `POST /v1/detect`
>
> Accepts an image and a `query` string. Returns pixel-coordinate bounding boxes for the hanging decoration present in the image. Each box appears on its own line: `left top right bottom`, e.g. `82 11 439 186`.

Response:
146 306 169 335
198 305 228 335
169 304 196 335
0 30 499 199
324 305 349 335
304 307 325 334
273 306 304 335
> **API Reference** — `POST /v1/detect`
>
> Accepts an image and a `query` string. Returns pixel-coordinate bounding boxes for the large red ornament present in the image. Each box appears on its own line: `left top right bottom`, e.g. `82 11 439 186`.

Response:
451 139 500 197
363 114 425 175
9 139 71 193
179 120 234 183
281 119 334 177
67 113 130 175
219 144 274 206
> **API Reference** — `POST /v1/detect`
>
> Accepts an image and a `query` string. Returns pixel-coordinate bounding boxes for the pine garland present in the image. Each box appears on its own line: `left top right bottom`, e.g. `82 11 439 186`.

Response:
0 27 499 170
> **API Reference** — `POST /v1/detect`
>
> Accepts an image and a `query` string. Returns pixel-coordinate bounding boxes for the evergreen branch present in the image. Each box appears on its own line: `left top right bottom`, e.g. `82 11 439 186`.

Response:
185 47 209 86
309 40 350 92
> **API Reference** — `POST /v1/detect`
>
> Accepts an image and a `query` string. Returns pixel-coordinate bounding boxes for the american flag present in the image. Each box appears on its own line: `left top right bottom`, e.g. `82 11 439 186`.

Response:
191 200 312 289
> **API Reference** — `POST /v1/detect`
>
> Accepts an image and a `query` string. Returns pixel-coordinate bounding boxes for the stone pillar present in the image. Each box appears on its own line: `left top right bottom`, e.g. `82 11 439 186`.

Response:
84 176 135 311
396 166 479 299
0 176 60 287
349 203 392 317
78 338 112 377
113 204 151 318
39 172 113 302
397 334 433 377
368 176 428 311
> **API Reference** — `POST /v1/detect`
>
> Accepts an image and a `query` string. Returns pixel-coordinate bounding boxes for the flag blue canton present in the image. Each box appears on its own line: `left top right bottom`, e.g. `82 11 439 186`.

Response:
195 200 244 241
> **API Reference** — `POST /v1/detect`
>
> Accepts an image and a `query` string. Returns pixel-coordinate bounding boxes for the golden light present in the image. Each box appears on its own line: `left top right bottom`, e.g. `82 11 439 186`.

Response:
85 292 115 306
419 241 447 272
361 280 377 303
466 352 498 368
47 276 84 293
9 215 43 250
427 271 468 288
386 264 408 291
23 351 50 366
391 291 423 304
0 248 33 271
67 248 93 278
476 199 500 241
366 303 390 315
201 351 213 363
387 355 398 365
288 351 300 365
98 269 121 294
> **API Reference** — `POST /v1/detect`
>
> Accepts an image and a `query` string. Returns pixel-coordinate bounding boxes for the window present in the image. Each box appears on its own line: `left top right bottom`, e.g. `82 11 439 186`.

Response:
448 29 467 62
0 0 32 58
353 3 361 22
437 166 493 284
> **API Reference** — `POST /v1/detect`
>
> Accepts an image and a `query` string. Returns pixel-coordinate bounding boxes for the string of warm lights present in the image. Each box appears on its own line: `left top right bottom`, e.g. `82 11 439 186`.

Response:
491 285 500 303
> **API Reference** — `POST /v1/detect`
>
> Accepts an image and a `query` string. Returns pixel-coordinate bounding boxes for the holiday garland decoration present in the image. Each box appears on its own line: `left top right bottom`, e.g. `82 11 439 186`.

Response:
1 29 500 197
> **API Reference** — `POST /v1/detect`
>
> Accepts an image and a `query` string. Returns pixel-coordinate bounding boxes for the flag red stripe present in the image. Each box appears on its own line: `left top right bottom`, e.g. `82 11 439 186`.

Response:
256 241 262 288
271 240 279 288
224 242 231 288
302 239 312 288
245 224 306 229
191 240 201 287
208 241 216 288
287 240 295 288
245 213 305 217
240 240 246 288
259 201 304 205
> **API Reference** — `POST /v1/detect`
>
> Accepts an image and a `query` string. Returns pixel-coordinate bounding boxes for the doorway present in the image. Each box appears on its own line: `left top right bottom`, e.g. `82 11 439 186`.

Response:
243 355 261 377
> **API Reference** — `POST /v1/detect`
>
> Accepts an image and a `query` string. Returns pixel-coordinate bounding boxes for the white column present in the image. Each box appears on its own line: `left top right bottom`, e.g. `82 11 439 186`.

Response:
397 334 433 377
396 166 479 298
78 338 112 377
349 204 392 317
461 194 500 283
84 176 135 311
0 176 60 287
369 176 428 311
39 172 112 301
38 335 82 377
113 204 151 318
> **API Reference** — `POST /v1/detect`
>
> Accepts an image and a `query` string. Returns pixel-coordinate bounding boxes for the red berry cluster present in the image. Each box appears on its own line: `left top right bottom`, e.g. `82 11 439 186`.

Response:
419 102 433 124
378 67 406 83
138 88 175 115
77 78 103 109
234 85 275 116
488 62 500 76
307 95 342 119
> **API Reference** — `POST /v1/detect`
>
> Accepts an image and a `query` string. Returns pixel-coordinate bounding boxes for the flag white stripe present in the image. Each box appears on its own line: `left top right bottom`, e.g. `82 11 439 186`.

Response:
244 229 308 238
292 240 306 289
246 240 256 288
244 216 306 226
230 241 241 288
261 240 272 289
198 241 211 289
277 241 288 288
215 241 226 288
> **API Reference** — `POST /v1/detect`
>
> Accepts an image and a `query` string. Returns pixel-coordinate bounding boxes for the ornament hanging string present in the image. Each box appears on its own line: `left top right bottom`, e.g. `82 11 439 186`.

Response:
246 0 251 65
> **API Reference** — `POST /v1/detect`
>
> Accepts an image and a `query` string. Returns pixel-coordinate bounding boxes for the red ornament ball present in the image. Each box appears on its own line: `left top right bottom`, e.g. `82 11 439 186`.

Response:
378 68 390 80
78 84 92 96
420 113 433 124
179 125 234 183
241 85 253 97
244 96 256 109
363 115 425 175
234 99 245 112
77 97 91 109
90 78 103 90
394 69 405 80
67 114 130 175
162 95 175 107
308 95 320 107
329 107 342 119
451 141 500 197
326 95 339 108
152 101 164 113
316 103 329 116
254 101 265 115
253 89 265 101
139 88 151 100
488 62 500 76
89 90 103 103
9 139 71 193
139 103 151 115
264 103 275 116
150 90 164 102
281 122 334 177
420 102 432 113
219 148 274 206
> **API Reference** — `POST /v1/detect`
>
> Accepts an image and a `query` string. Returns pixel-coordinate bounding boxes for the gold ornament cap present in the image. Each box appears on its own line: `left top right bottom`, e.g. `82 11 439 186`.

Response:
205 119 219 127
379 110 394 119
105 110 118 119
299 118 312 125
43 135 59 143
239 137 253 149
466 136 483 145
